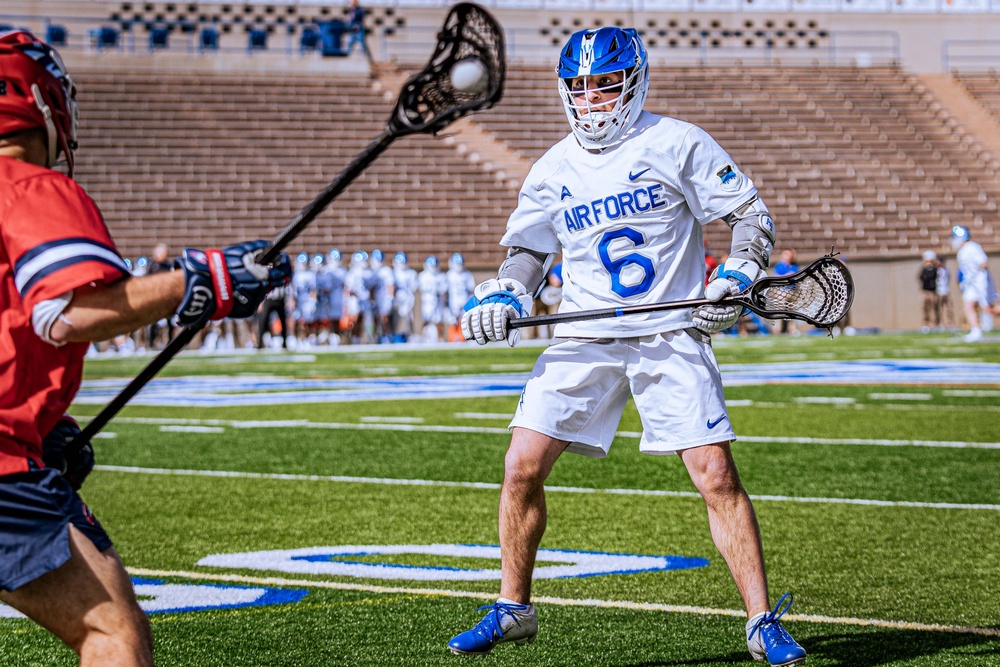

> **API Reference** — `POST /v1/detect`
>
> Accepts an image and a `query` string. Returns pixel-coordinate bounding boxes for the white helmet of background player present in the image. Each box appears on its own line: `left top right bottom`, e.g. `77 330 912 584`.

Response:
312 253 325 268
328 248 342 266
0 31 79 176
556 27 649 150
352 250 368 266
394 251 408 266
950 225 970 251
449 253 464 270
370 249 384 269
296 252 309 267
424 255 439 271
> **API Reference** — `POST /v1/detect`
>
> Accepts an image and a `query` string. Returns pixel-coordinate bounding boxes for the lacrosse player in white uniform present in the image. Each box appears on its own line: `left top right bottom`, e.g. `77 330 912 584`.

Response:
952 225 999 343
418 256 447 341
450 27 805 667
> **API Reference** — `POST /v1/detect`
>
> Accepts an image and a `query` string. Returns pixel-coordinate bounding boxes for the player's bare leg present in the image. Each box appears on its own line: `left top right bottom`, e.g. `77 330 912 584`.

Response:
680 442 805 666
0 525 152 666
680 441 768 615
498 428 569 603
449 428 566 655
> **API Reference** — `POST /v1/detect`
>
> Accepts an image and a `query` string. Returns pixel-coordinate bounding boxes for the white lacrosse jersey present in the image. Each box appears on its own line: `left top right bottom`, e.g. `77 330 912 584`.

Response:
418 269 447 323
446 267 476 318
501 110 757 338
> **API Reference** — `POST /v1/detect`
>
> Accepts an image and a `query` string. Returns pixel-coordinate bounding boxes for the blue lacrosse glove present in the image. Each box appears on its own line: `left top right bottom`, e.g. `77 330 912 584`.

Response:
461 278 533 347
42 414 93 491
175 240 292 327
694 257 764 334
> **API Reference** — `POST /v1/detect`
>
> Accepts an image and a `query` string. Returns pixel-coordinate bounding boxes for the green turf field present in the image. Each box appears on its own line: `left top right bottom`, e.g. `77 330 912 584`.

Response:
2 332 999 666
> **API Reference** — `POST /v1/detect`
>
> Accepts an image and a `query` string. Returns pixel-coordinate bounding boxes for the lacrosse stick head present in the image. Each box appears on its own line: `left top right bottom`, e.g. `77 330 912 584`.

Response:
388 3 505 136
745 256 854 328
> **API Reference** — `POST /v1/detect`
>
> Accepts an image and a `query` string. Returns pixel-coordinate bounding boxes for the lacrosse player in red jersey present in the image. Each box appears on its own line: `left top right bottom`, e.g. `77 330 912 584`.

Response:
0 31 291 665
452 27 805 666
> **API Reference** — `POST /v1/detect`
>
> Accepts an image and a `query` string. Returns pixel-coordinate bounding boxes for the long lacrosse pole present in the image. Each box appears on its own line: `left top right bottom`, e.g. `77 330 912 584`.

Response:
79 2 507 440
510 296 716 330
79 131 396 441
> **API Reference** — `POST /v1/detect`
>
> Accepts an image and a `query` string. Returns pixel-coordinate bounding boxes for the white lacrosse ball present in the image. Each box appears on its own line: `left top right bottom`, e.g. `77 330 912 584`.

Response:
450 58 488 94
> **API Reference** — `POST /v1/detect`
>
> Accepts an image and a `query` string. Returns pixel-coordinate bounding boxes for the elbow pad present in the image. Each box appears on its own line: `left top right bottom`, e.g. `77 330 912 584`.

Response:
723 196 776 269
31 291 74 346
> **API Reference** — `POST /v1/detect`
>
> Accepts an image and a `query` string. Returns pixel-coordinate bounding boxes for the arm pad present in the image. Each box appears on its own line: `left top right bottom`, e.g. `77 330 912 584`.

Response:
497 247 553 299
722 195 776 269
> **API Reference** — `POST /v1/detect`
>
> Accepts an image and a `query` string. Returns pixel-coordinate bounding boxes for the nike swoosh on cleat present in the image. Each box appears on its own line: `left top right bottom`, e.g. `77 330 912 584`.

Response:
628 168 651 181
706 416 725 429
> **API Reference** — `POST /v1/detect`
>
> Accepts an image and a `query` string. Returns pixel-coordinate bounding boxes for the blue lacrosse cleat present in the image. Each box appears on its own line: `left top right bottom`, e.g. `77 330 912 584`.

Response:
746 593 807 666
448 601 537 655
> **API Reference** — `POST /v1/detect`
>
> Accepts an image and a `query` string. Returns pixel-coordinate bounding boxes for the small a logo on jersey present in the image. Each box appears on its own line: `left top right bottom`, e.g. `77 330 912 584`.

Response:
706 415 726 429
716 165 743 192
560 186 573 201
628 168 651 181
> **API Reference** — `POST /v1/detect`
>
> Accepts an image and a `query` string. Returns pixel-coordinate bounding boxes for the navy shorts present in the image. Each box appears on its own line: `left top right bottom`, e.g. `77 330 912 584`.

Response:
0 466 112 591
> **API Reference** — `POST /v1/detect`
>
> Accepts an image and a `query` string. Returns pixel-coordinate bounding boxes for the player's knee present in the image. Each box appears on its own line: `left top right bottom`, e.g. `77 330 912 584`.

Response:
687 447 743 499
79 600 152 660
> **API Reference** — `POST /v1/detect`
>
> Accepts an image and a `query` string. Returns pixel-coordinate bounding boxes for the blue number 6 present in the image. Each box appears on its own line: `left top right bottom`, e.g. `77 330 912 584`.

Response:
598 227 655 298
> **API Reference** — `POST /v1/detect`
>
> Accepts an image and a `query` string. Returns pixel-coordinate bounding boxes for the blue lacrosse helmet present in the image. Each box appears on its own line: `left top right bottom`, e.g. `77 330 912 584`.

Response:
296 252 309 265
951 225 970 251
312 253 325 267
394 251 408 265
556 27 649 149
328 248 342 263
352 250 369 265
424 255 439 269
449 252 464 268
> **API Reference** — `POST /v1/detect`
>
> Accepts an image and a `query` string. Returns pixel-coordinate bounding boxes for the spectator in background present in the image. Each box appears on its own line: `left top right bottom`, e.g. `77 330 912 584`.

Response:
772 249 799 334
346 0 371 61
936 256 955 330
146 241 175 349
918 250 940 332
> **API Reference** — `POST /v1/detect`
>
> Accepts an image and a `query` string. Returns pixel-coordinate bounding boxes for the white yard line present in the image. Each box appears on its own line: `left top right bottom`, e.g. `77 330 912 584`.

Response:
95 466 1000 511
94 417 1000 450
126 567 1000 638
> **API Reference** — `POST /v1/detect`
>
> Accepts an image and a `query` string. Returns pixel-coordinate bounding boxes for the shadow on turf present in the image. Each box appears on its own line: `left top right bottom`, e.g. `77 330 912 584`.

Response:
613 627 1000 666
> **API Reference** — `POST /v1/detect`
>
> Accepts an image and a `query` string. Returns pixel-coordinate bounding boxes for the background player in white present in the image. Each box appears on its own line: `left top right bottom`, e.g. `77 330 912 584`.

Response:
370 249 396 343
446 252 476 342
951 225 1000 343
346 250 374 343
450 27 805 667
291 252 318 348
418 255 448 341
316 248 347 345
391 251 419 342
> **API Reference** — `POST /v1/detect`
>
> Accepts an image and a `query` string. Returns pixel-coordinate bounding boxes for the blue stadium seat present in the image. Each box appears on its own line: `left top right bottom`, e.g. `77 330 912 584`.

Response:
149 26 169 50
45 23 68 46
90 26 120 50
300 26 320 53
320 20 347 57
199 26 219 52
248 28 268 52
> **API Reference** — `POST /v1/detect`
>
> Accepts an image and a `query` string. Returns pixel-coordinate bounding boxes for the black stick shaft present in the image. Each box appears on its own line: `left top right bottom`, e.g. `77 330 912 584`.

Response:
80 130 397 440
508 297 717 330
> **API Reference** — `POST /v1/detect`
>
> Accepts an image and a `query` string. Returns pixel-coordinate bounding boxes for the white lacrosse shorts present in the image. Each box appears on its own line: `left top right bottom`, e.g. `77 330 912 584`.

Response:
509 329 736 457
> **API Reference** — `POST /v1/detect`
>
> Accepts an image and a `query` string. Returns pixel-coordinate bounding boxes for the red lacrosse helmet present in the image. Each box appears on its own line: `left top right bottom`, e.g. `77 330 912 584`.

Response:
0 30 79 176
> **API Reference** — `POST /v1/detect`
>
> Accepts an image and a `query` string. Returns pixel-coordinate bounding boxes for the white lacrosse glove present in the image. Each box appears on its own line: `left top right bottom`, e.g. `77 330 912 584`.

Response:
461 278 533 347
694 257 764 334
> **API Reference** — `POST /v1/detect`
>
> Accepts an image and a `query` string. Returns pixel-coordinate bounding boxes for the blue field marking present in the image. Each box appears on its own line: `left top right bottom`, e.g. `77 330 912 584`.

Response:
0 578 307 619
73 360 1000 407
197 544 709 581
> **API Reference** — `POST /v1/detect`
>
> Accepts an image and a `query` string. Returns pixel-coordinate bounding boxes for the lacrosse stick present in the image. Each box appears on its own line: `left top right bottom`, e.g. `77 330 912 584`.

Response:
80 2 505 440
510 255 854 331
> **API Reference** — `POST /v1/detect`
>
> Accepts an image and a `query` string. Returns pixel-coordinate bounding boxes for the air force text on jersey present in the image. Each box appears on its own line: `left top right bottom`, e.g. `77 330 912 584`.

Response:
563 183 667 233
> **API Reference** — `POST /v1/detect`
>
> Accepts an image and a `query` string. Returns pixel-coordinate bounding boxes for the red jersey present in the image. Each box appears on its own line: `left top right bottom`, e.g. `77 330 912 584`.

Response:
0 157 128 475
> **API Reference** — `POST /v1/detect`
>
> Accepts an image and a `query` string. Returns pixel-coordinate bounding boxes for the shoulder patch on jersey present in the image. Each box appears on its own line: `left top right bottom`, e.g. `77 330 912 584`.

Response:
716 164 743 192
560 186 574 201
